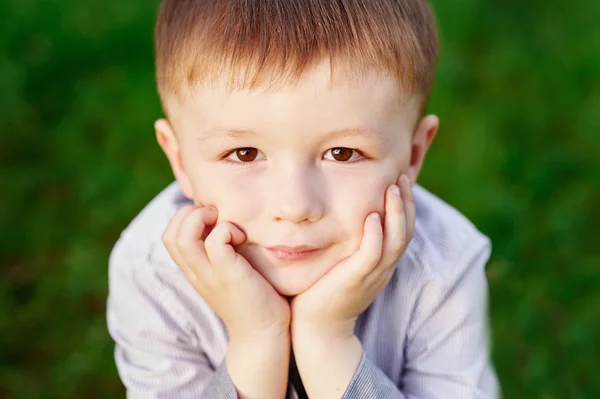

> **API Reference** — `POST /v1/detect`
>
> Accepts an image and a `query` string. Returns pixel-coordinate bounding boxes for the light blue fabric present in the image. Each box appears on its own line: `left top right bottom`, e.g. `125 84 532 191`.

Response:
107 182 499 398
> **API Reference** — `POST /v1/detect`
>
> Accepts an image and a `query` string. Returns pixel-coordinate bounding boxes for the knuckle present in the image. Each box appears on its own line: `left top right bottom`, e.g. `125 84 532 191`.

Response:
346 278 363 292
200 205 216 215
181 204 195 213
196 205 217 221
177 235 197 258
161 231 173 248
382 266 396 280
203 238 216 255
216 220 233 230
178 265 194 280
383 253 401 269
188 207 206 222
174 205 194 222
204 223 224 249
178 243 194 260
364 252 381 267
390 239 405 254
175 229 188 247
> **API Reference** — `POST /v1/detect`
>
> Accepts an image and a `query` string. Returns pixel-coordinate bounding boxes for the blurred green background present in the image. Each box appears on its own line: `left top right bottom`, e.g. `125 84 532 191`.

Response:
1 0 599 397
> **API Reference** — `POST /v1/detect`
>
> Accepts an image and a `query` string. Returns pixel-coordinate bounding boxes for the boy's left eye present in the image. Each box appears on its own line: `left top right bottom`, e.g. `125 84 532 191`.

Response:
323 147 363 162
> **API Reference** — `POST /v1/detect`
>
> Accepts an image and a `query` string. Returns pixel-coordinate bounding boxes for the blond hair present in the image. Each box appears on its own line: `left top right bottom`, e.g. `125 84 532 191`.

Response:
156 0 438 113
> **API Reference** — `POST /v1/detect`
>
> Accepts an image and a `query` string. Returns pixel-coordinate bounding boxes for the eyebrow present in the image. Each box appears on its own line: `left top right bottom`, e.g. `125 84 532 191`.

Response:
197 126 385 142
198 128 257 141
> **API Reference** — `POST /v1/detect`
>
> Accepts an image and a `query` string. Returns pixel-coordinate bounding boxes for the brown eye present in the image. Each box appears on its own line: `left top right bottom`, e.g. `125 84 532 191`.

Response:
326 147 355 162
235 148 258 162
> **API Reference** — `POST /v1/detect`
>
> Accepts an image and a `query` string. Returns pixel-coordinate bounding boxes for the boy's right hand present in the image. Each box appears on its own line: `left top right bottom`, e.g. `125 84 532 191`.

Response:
163 205 291 399
162 204 291 339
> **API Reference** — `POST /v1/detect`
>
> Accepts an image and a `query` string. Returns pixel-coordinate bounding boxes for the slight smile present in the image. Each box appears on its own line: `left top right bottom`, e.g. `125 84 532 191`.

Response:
264 245 325 261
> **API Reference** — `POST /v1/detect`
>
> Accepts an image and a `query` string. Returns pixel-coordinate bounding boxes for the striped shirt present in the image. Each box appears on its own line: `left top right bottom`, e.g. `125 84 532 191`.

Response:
107 182 500 398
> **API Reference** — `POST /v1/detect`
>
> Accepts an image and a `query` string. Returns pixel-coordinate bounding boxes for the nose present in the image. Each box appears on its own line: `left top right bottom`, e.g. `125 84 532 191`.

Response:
266 165 324 224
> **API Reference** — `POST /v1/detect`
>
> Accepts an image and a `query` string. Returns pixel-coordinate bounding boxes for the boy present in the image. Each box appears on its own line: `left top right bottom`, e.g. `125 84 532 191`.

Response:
107 0 500 398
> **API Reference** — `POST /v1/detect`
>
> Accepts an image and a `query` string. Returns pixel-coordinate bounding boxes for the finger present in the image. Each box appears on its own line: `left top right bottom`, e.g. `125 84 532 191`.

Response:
162 205 195 270
400 174 416 241
204 221 250 280
380 183 407 268
177 206 219 276
346 212 384 280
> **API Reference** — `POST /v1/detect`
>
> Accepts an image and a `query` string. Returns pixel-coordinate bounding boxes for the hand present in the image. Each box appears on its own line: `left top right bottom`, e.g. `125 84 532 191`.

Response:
162 205 291 339
290 175 415 339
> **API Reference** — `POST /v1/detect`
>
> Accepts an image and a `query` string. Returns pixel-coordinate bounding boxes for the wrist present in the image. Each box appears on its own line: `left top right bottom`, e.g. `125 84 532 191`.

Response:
228 327 290 358
227 331 290 399
291 331 363 399
229 322 290 342
292 326 360 356
291 318 356 342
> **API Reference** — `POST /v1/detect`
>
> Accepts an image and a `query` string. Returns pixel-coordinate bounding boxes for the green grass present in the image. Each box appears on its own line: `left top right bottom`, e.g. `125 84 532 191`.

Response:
1 0 599 397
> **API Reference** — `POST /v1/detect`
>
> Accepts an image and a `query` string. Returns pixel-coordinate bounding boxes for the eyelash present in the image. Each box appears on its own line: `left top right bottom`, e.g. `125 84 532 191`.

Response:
219 147 368 165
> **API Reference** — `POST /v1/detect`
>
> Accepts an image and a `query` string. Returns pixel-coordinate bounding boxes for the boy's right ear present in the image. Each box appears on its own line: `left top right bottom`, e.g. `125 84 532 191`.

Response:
155 118 194 200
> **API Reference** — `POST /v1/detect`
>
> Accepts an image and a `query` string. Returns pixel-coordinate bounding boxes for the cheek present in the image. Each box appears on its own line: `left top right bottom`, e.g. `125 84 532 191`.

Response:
329 173 391 236
189 171 259 223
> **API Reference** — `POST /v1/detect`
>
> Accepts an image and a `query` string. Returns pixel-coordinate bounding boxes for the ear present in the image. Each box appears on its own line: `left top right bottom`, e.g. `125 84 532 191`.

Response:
155 118 194 199
407 114 439 184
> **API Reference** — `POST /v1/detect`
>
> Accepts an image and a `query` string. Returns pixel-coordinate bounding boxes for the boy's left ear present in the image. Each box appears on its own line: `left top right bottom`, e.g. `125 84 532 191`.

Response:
407 114 439 184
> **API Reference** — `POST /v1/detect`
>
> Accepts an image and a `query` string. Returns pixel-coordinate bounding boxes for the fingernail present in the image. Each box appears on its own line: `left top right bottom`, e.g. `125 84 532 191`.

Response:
390 185 401 196
208 205 217 211
370 213 380 221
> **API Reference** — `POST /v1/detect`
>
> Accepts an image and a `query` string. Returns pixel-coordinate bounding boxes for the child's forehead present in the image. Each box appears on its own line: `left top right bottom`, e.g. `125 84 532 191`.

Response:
165 71 420 141
168 61 418 114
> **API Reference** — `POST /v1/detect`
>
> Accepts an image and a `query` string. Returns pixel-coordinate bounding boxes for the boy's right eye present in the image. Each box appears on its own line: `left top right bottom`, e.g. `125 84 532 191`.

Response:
223 147 264 163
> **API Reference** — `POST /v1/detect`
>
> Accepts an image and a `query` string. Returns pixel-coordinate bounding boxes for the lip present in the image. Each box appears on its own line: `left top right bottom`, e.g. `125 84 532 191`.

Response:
264 245 324 261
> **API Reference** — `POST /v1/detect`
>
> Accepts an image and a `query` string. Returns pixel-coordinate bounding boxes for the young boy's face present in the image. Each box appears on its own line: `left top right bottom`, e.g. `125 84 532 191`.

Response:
157 61 437 296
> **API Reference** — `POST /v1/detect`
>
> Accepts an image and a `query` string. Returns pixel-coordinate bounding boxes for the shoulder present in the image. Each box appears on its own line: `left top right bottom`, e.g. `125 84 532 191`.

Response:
109 181 191 275
107 181 198 319
398 184 491 288
357 186 493 378
107 182 222 338
375 184 493 342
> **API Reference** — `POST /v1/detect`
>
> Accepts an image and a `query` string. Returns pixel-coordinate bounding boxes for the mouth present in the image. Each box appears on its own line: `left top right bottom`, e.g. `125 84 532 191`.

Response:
263 245 325 261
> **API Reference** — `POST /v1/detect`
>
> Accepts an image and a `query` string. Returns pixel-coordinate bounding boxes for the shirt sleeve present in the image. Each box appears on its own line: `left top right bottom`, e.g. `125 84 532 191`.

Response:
341 239 499 399
106 243 238 399
341 352 406 398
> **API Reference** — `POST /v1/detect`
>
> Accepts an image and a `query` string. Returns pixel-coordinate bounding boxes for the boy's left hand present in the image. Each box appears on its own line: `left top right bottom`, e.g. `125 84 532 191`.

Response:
290 175 415 339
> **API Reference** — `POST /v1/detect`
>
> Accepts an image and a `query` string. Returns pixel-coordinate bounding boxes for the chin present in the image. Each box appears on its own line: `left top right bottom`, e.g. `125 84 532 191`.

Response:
267 274 315 297
259 267 323 297
242 245 341 296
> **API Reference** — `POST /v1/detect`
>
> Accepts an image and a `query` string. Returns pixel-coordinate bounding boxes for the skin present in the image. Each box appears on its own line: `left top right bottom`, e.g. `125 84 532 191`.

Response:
158 61 438 399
